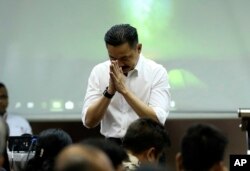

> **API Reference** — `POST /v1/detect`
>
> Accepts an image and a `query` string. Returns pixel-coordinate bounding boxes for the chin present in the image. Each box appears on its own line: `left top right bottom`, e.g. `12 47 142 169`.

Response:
122 70 129 74
122 67 132 74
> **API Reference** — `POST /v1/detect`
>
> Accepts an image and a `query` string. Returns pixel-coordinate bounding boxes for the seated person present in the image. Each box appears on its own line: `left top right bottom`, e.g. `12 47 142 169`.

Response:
175 123 229 171
82 138 128 171
122 118 171 171
54 144 114 171
24 128 72 171
0 82 32 136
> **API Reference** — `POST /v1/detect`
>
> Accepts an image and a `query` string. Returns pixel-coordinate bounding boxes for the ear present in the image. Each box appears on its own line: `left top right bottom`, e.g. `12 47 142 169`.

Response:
145 147 156 163
137 44 142 54
175 152 184 171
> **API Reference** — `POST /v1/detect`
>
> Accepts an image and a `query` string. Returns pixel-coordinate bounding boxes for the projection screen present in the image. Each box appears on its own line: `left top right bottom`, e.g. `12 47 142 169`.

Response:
0 0 250 120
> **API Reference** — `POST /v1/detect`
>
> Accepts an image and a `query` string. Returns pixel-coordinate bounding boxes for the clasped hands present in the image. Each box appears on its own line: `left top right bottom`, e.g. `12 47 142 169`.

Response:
108 60 127 95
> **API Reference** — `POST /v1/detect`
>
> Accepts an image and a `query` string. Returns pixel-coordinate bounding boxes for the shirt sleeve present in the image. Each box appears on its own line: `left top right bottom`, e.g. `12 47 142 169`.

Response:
81 66 102 127
149 66 171 125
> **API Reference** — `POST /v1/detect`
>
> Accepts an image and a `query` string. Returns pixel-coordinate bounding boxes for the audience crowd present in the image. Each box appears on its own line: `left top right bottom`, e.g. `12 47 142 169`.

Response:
0 115 231 171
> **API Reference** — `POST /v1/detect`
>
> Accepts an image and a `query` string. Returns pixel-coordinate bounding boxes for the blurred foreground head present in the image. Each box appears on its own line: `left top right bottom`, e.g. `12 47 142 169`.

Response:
55 144 114 171
82 138 128 171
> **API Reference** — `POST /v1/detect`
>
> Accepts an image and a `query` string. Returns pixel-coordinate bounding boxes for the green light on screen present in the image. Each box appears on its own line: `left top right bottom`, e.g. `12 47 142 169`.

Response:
169 69 207 89
50 100 63 112
120 0 172 44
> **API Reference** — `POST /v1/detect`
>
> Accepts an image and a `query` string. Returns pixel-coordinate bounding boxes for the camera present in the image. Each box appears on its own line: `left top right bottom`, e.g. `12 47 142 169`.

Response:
8 135 37 152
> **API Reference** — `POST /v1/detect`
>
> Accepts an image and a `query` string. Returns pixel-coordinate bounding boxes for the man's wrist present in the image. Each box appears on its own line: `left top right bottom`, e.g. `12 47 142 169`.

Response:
103 87 115 99
107 87 115 95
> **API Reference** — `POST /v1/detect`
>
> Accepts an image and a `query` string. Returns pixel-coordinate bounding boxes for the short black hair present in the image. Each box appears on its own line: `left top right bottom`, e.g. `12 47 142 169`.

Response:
123 118 171 156
0 82 6 89
35 128 73 158
104 24 138 48
181 124 228 171
25 128 73 171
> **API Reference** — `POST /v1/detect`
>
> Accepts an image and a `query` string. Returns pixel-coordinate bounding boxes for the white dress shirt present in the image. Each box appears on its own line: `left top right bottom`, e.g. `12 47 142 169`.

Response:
82 54 171 138
3 113 32 136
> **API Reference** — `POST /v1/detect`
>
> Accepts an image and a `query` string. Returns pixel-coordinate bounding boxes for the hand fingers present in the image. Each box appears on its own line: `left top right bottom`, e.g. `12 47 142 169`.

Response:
111 61 117 71
112 61 123 75
119 67 123 74
110 72 116 81
110 61 120 76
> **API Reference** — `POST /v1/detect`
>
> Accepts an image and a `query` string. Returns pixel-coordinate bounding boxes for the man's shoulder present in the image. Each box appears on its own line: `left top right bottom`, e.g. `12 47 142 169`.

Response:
7 114 29 122
91 60 110 72
6 114 32 136
94 60 110 68
141 56 166 73
143 57 163 67
89 60 110 78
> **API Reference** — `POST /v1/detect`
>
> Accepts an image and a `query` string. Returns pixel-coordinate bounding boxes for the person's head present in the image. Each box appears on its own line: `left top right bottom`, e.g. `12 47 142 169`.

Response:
34 128 72 159
25 128 72 171
123 118 171 165
0 117 8 167
81 138 128 171
0 83 8 116
104 24 142 74
176 124 229 171
55 144 114 171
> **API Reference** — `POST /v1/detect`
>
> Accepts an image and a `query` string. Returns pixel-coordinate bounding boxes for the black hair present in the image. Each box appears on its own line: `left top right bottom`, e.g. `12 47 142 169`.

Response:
0 82 6 88
181 124 228 171
104 24 138 48
25 128 72 171
123 118 171 157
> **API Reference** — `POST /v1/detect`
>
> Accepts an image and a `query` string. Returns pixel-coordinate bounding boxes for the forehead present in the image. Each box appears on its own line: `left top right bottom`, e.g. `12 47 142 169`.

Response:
107 43 133 58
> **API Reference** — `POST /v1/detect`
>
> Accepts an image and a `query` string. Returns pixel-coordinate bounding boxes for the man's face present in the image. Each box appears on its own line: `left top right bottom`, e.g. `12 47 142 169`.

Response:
107 42 142 74
0 87 8 115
